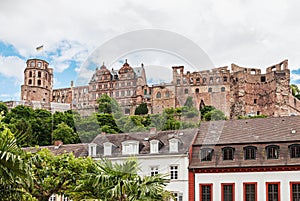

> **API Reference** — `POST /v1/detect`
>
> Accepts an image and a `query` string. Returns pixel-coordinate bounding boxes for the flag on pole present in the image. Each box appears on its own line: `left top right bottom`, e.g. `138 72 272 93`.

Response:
36 45 44 51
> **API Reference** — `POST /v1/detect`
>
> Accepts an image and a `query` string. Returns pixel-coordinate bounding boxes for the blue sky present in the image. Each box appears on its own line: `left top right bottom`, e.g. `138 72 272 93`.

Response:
1 0 300 101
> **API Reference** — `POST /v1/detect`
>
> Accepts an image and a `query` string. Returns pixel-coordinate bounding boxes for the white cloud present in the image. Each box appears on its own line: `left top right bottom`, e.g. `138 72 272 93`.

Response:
0 56 25 83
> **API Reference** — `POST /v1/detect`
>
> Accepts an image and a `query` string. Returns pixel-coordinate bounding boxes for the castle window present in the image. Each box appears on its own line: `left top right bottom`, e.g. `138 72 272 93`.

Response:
156 92 161 99
266 145 279 159
221 87 225 92
37 62 42 67
37 80 41 86
28 79 32 85
30 61 35 67
195 88 200 94
254 99 257 104
261 76 266 82
121 91 125 96
196 78 200 83
216 77 220 83
29 71 32 77
165 91 170 98
208 88 212 92
127 82 131 86
223 76 228 82
184 88 188 94
38 71 41 78
116 91 119 97
222 147 235 160
200 148 213 161
125 108 130 114
177 79 180 85
203 78 206 83
250 69 256 75
244 146 257 160
209 77 213 83
289 144 300 158
127 90 130 96
45 73 48 80
121 82 125 87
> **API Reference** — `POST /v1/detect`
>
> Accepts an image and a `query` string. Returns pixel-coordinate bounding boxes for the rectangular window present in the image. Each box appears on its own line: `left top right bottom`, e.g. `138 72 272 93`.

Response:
243 182 257 201
150 166 158 176
266 182 280 201
221 183 235 201
290 182 300 201
200 184 213 201
170 165 178 180
172 192 183 201
290 145 300 158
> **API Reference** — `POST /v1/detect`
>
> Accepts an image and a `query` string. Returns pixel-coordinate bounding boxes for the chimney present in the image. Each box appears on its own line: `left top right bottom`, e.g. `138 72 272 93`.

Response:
150 127 157 135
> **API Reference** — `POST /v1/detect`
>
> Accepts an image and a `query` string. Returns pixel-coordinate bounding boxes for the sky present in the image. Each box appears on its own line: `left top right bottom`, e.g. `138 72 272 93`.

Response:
1 0 300 101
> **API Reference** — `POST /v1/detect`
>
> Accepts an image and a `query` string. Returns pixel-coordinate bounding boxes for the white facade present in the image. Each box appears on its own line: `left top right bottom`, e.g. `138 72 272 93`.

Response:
95 154 189 201
194 170 300 201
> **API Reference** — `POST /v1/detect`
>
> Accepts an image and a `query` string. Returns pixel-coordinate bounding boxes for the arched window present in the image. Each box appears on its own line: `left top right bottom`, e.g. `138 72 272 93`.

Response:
208 88 212 92
196 77 200 83
266 145 280 159
125 108 130 115
38 71 41 78
37 80 41 86
28 79 32 85
195 88 200 94
200 148 213 161
223 76 228 82
222 147 235 160
221 87 225 92
184 88 188 94
289 144 300 158
29 71 32 77
243 146 257 160
156 92 161 98
45 73 48 80
30 61 35 67
165 91 170 98
203 77 206 83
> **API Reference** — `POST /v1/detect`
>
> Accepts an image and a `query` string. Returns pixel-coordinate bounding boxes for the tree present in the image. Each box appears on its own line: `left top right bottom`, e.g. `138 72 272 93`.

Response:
200 105 215 120
97 113 121 134
134 103 149 115
0 102 8 116
98 94 121 114
26 148 91 201
75 114 102 143
75 158 172 201
184 96 194 108
203 109 227 121
0 114 31 200
291 84 300 100
52 122 79 144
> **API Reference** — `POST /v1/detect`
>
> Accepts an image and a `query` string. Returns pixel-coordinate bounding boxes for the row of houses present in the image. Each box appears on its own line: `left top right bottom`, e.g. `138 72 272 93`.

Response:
34 115 300 201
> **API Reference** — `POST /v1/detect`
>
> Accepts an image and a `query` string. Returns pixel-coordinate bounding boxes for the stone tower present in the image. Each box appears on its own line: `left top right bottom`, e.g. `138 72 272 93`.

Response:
21 59 53 103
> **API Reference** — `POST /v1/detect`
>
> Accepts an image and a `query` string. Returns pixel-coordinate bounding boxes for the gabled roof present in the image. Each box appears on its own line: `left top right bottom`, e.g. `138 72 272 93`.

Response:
195 116 300 145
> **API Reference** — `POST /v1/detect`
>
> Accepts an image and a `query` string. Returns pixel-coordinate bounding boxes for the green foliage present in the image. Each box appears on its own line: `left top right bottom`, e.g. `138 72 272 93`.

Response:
203 109 227 121
134 102 149 115
291 84 300 100
184 96 194 108
0 114 31 200
75 158 172 201
0 102 8 116
200 105 215 120
98 94 121 114
27 148 92 201
52 122 79 144
75 114 101 143
237 114 268 119
96 113 121 134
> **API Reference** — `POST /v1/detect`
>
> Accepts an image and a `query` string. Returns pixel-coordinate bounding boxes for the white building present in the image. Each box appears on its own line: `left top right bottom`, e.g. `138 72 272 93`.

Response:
189 116 300 201
89 128 198 201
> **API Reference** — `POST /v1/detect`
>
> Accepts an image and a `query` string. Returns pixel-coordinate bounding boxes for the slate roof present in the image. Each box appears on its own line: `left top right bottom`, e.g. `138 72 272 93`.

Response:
91 128 198 157
23 143 89 157
195 116 300 145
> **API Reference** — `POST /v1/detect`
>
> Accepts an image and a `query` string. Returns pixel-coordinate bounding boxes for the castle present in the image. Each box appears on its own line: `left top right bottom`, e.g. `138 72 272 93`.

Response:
6 58 300 118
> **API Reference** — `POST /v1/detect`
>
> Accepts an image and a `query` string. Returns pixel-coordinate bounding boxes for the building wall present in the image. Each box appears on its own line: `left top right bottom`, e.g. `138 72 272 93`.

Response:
100 154 190 201
193 170 300 201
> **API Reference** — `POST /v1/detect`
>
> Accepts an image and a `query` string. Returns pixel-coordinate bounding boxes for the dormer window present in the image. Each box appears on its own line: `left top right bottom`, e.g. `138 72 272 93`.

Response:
169 138 180 153
200 148 213 161
122 140 139 155
244 146 257 160
266 145 280 159
289 144 300 158
88 143 97 157
103 142 113 156
150 140 160 154
222 147 235 160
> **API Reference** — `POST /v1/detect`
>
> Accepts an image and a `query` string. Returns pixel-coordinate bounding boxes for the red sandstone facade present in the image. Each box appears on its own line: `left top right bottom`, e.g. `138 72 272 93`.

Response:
19 58 300 117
